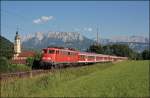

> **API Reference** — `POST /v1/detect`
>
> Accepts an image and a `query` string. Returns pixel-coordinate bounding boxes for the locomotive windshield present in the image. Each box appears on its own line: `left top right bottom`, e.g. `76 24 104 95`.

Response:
48 50 55 54
42 49 55 54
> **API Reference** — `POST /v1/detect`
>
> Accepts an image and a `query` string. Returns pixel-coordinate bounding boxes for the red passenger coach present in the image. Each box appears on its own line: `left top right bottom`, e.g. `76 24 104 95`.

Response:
78 52 96 63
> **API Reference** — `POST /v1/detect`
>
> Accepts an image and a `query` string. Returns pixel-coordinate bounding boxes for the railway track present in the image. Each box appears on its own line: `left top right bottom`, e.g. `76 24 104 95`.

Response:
0 63 83 81
0 61 119 81
0 64 82 81
0 69 53 81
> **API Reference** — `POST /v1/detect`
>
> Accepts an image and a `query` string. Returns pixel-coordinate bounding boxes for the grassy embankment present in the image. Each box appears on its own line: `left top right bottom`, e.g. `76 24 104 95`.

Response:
1 60 149 97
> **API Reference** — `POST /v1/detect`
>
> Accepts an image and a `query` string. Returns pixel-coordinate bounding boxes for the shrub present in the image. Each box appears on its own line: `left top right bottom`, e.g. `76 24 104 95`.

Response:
8 64 31 72
0 57 9 73
32 52 41 69
26 57 34 67
142 50 150 60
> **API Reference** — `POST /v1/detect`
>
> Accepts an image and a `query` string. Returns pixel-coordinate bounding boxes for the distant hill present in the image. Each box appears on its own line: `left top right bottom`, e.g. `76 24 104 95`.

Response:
0 36 14 59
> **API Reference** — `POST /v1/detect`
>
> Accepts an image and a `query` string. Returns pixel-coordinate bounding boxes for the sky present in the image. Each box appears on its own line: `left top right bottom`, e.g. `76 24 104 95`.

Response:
1 1 149 42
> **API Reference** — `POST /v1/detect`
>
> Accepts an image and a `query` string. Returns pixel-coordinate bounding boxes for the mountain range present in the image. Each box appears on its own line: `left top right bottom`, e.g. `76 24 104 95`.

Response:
21 32 149 52
22 32 94 51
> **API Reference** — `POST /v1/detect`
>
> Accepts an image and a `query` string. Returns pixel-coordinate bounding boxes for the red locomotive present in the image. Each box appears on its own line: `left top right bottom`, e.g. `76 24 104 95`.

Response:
40 47 128 68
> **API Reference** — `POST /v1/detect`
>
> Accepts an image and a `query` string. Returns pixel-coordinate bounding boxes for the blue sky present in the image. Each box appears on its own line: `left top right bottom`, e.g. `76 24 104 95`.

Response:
1 1 149 42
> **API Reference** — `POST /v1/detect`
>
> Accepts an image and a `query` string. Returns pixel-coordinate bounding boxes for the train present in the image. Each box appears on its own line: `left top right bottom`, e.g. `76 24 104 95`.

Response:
39 47 128 68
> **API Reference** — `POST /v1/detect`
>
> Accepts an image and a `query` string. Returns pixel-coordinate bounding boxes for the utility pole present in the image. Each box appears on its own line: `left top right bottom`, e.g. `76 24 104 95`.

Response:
96 25 100 45
16 25 19 32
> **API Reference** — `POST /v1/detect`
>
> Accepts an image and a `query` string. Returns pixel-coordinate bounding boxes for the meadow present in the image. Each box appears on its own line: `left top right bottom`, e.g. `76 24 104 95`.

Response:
1 60 149 97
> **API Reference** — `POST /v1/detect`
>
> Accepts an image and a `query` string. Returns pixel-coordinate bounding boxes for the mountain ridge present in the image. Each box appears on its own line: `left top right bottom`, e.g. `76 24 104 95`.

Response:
21 32 149 52
22 32 94 51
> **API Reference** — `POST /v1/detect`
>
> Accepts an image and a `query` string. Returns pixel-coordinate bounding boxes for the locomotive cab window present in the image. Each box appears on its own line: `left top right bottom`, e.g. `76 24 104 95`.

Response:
48 50 55 54
42 49 47 53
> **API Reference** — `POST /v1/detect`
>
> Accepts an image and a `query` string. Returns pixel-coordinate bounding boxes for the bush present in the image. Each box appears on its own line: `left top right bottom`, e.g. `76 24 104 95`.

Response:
142 50 150 60
0 57 9 73
32 52 41 69
8 64 31 72
32 60 40 69
26 57 34 67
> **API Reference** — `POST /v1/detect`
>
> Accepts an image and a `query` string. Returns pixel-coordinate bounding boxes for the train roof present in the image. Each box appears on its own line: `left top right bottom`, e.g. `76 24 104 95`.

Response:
79 52 109 57
43 47 78 52
78 52 128 58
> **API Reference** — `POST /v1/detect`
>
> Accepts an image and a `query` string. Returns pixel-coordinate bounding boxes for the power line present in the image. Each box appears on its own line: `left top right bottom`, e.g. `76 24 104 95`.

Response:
96 25 98 45
96 24 100 45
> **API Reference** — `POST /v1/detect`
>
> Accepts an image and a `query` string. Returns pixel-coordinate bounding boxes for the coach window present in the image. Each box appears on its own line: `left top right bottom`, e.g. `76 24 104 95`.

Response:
68 52 71 56
48 50 55 54
63 51 66 55
88 56 94 59
63 51 65 55
56 50 59 54
66 52 68 55
72 52 75 56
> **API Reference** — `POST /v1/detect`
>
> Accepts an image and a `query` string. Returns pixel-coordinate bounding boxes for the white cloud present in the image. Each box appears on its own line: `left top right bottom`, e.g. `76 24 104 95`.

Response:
41 16 53 22
84 27 92 32
33 19 41 24
87 28 92 32
33 16 54 24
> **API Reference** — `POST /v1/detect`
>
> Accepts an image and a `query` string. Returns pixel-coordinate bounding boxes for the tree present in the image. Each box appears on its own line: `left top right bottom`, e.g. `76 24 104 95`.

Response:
0 57 9 73
32 52 42 69
142 50 150 60
26 57 34 67
87 43 138 60
0 36 14 59
102 45 114 55
87 44 103 54
136 52 143 60
110 44 136 59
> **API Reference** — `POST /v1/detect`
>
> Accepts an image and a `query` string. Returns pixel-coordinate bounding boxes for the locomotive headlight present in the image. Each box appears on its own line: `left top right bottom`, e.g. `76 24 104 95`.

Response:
47 57 51 60
42 57 46 60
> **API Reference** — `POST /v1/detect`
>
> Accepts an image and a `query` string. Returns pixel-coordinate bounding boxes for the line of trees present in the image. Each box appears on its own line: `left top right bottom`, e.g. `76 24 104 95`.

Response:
0 36 14 59
87 44 150 60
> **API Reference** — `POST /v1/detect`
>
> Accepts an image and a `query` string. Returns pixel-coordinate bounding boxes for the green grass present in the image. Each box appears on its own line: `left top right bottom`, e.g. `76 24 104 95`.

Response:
8 64 31 73
1 60 149 97
0 64 31 74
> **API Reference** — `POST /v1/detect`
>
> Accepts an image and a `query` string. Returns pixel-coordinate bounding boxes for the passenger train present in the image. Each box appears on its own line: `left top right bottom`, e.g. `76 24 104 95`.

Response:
40 47 128 68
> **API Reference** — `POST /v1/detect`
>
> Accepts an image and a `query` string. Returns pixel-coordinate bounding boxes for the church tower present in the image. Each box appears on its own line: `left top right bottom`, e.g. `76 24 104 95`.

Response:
14 31 21 57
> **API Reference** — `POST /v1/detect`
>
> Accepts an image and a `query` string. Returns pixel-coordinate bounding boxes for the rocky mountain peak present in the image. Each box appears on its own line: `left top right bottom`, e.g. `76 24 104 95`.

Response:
22 32 84 43
35 32 45 41
47 32 84 42
111 35 148 43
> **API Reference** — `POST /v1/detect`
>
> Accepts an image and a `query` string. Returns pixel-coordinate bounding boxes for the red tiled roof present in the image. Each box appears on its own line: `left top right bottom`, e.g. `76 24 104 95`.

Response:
18 51 35 57
11 51 36 64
